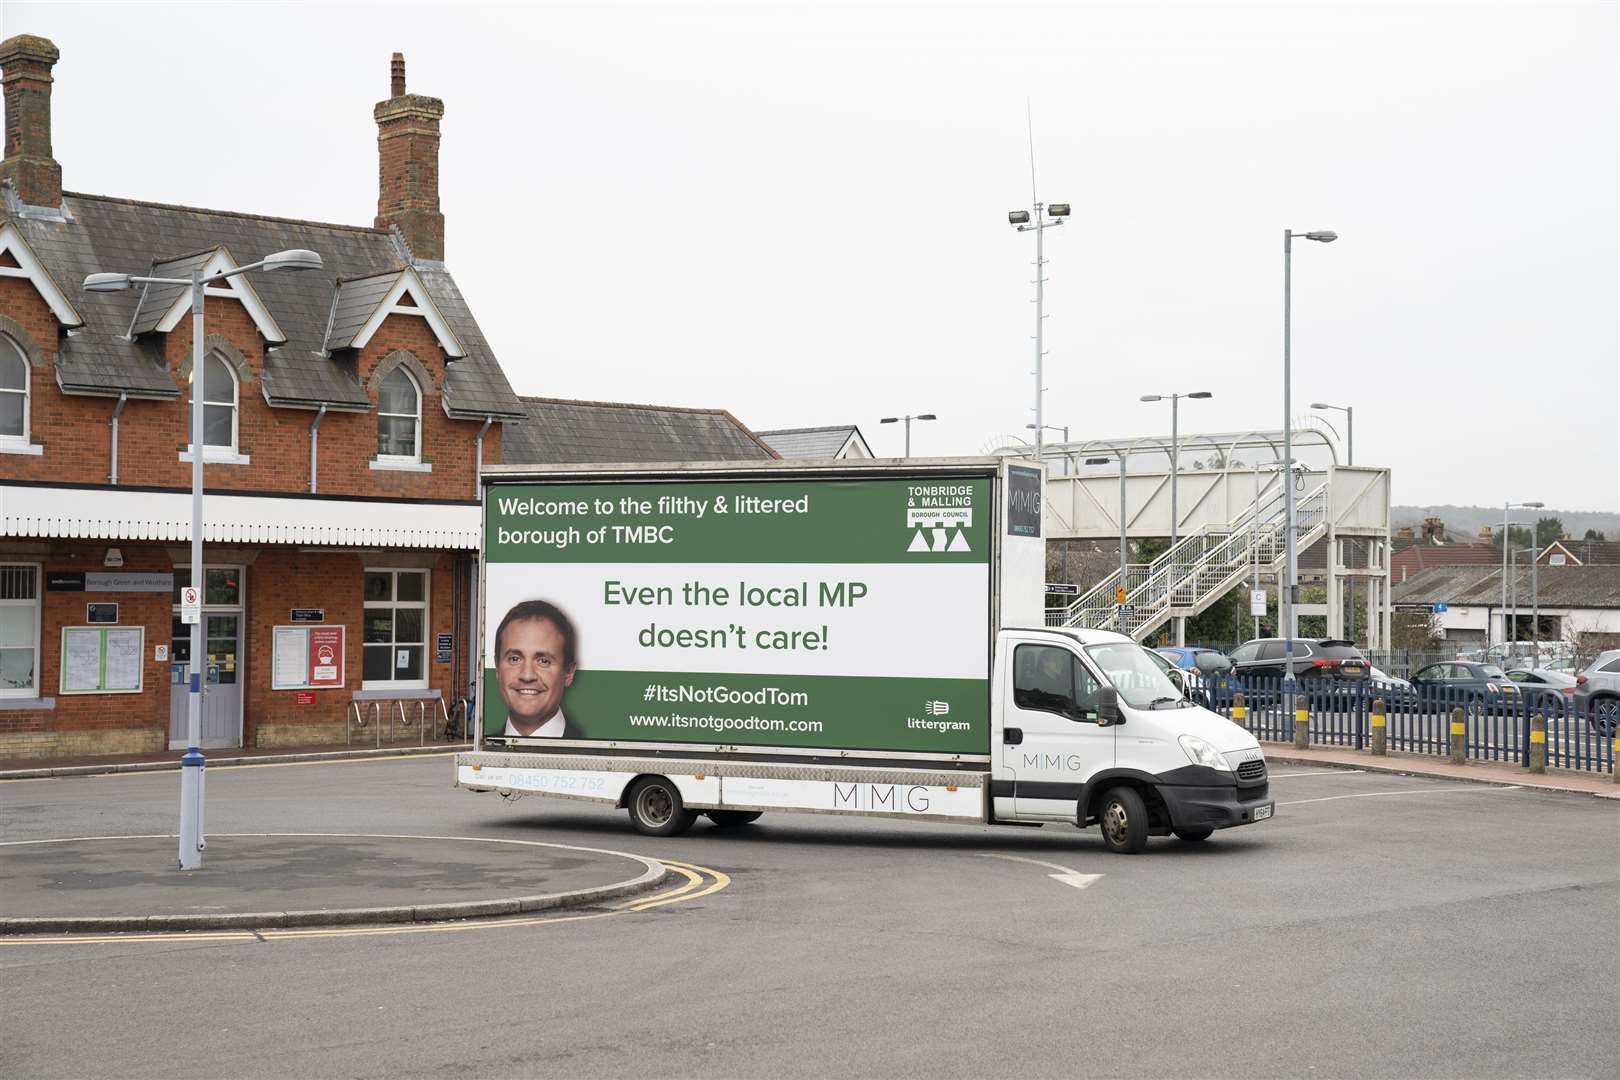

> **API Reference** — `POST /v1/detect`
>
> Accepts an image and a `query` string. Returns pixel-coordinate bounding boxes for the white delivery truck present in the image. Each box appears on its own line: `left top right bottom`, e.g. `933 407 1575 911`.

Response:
456 458 1272 854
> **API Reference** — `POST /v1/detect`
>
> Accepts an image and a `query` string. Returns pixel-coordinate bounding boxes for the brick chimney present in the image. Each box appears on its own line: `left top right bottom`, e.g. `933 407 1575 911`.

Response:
1421 516 1445 544
374 53 445 261
0 34 62 209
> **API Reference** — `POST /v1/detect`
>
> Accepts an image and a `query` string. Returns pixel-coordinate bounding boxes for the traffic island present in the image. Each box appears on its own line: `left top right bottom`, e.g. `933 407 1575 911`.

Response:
0 833 668 935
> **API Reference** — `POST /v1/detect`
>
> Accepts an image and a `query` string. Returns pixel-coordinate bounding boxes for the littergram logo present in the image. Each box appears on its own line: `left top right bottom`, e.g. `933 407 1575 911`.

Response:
905 483 973 554
924 700 950 716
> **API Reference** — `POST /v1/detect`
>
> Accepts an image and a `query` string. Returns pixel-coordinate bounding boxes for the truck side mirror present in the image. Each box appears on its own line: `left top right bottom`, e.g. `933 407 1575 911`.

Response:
1097 686 1121 726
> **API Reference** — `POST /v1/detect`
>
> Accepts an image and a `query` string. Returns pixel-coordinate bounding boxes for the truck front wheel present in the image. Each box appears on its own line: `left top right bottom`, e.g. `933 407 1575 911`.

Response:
1098 786 1150 855
627 777 698 837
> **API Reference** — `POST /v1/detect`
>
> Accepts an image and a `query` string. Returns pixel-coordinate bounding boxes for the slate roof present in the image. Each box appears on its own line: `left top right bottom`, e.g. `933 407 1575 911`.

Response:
1390 565 1620 609
1540 540 1620 566
757 425 867 458
4 192 523 417
323 271 398 352
127 248 215 336
502 397 778 465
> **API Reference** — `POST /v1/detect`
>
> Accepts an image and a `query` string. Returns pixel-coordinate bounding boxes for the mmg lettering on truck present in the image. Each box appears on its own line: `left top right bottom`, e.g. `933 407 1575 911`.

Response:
459 458 1274 853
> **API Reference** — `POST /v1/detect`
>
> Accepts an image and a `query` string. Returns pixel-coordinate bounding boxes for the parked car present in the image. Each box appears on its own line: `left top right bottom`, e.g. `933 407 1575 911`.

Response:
1407 662 1522 717
1573 649 1620 734
1502 667 1579 717
1227 638 1369 701
1154 647 1241 707
1368 665 1412 692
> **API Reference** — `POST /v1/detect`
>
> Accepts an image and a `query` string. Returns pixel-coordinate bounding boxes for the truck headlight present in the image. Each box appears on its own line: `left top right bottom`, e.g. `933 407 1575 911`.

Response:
1179 734 1231 771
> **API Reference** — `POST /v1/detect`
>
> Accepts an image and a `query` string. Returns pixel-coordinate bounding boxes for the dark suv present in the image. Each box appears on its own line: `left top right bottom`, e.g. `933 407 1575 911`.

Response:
1228 637 1369 699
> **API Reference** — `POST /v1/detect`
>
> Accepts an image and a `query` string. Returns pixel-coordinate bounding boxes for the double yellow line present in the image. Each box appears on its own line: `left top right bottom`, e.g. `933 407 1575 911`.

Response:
0 859 729 947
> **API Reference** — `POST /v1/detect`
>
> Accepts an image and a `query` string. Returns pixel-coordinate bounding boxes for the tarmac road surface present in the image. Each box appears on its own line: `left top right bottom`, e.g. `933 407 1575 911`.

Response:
2 755 1616 1079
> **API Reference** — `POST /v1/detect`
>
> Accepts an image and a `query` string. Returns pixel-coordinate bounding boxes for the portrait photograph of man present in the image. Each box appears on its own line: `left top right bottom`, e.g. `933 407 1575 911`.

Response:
493 600 580 738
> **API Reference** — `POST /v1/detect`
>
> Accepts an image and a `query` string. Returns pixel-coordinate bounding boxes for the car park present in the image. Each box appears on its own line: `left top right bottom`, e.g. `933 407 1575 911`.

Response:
1572 649 1620 734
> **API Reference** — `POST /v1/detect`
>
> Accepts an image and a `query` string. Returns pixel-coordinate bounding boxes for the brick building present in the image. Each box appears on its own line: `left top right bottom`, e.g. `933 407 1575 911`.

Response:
0 38 526 759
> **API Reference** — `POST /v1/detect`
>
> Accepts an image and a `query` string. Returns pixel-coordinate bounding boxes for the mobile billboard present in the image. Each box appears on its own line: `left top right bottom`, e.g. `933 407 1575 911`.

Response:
481 476 992 754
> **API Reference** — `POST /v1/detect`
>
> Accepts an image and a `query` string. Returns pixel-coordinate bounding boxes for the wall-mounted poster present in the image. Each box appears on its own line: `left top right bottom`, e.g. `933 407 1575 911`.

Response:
60 627 145 695
271 625 346 690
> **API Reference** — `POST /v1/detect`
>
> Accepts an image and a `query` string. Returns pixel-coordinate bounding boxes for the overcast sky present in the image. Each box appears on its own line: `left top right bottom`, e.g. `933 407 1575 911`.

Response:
7 1 1616 510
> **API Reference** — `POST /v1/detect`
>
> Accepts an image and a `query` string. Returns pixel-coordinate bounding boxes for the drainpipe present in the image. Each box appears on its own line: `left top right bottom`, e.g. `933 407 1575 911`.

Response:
474 416 494 499
308 405 327 494
107 394 127 484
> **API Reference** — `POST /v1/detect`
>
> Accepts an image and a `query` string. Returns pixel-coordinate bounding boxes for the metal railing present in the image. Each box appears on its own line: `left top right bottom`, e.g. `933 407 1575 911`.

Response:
1187 673 1616 774
1052 481 1330 641
346 695 469 748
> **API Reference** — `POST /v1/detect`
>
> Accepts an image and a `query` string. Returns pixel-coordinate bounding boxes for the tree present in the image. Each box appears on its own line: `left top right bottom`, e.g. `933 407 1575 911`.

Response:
1185 584 1251 645
1584 528 1608 542
1391 609 1443 651
1534 517 1564 547
1489 524 1532 550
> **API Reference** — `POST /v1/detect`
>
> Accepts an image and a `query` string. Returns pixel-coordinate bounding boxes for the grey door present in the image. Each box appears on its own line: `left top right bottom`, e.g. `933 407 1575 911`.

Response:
169 612 243 749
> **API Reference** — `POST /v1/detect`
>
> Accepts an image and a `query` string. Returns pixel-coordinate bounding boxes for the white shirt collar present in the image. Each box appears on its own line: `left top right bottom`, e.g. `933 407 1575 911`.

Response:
504 711 567 738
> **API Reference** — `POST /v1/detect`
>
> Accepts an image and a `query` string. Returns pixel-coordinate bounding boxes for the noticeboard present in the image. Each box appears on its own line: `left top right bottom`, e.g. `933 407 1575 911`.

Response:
60 626 145 695
272 625 346 691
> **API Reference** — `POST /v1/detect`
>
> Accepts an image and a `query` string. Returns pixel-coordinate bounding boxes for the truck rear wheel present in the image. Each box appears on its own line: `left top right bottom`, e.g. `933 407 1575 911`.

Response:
1098 786 1150 855
707 810 763 828
627 777 697 837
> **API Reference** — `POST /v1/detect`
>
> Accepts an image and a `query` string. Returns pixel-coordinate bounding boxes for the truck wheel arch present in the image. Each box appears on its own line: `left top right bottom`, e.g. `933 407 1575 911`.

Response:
1080 770 1171 831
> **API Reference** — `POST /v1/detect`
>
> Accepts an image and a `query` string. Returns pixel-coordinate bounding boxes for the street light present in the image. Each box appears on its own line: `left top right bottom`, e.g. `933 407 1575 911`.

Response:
879 413 936 457
1282 228 1337 689
1500 500 1544 652
1140 390 1212 645
1027 423 1070 474
83 247 324 870
1086 455 1129 614
1310 402 1353 465
1008 198 1068 461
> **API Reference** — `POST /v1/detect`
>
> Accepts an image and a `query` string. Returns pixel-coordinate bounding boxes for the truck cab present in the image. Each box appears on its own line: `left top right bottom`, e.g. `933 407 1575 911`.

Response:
992 627 1272 853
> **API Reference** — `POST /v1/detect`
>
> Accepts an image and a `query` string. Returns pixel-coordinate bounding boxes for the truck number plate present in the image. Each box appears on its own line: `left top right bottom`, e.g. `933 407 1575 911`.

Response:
1253 803 1274 821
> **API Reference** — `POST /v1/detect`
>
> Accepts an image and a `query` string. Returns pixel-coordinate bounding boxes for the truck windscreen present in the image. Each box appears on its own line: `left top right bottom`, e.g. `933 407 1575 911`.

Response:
1086 643 1187 708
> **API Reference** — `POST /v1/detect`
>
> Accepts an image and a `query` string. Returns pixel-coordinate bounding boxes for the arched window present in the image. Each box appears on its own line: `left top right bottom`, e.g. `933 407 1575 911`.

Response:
188 352 239 452
377 367 421 461
0 334 28 445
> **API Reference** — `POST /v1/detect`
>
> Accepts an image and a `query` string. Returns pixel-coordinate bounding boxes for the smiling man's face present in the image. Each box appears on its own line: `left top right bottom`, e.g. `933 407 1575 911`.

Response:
497 616 575 734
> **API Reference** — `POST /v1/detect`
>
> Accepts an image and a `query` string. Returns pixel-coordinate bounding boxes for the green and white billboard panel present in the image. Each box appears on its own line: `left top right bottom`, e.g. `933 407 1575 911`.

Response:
482 477 991 754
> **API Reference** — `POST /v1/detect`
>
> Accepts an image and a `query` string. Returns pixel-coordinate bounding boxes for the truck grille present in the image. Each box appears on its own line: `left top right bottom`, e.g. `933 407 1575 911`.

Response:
1237 759 1267 782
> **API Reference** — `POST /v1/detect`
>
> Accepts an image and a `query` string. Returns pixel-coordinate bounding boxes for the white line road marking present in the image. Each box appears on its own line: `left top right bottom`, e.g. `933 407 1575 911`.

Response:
977 852 1103 890
1280 785 1521 806
1268 770 1366 778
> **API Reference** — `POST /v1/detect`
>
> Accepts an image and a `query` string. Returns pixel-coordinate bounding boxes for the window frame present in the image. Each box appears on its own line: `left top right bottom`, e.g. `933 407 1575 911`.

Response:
361 568 430 691
0 562 42 699
0 333 30 448
375 366 423 464
185 351 240 456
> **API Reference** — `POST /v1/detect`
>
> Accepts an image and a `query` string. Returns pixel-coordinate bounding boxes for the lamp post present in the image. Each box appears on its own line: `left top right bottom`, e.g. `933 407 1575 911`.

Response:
1027 423 1070 474
1282 228 1338 688
879 413 935 457
83 248 324 870
1085 454 1129 605
1008 200 1069 460
1309 401 1353 465
1140 391 1211 646
1500 500 1544 653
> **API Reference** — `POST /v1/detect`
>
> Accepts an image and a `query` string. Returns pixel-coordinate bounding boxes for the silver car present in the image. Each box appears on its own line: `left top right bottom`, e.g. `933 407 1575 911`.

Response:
1573 650 1620 734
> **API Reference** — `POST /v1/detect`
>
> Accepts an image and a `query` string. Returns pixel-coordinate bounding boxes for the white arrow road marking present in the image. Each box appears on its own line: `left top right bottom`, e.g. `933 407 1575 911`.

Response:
976 852 1104 890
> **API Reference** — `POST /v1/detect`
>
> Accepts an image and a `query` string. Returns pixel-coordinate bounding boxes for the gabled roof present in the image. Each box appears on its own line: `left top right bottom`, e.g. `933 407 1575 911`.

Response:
503 397 778 465
128 245 287 344
3 193 523 415
324 266 464 358
1391 541 1501 582
0 220 82 327
1539 540 1620 566
1390 564 1620 609
757 425 871 459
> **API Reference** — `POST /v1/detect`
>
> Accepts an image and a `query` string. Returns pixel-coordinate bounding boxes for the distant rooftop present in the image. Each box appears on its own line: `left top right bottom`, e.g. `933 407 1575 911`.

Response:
756 425 871 459
503 397 777 465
